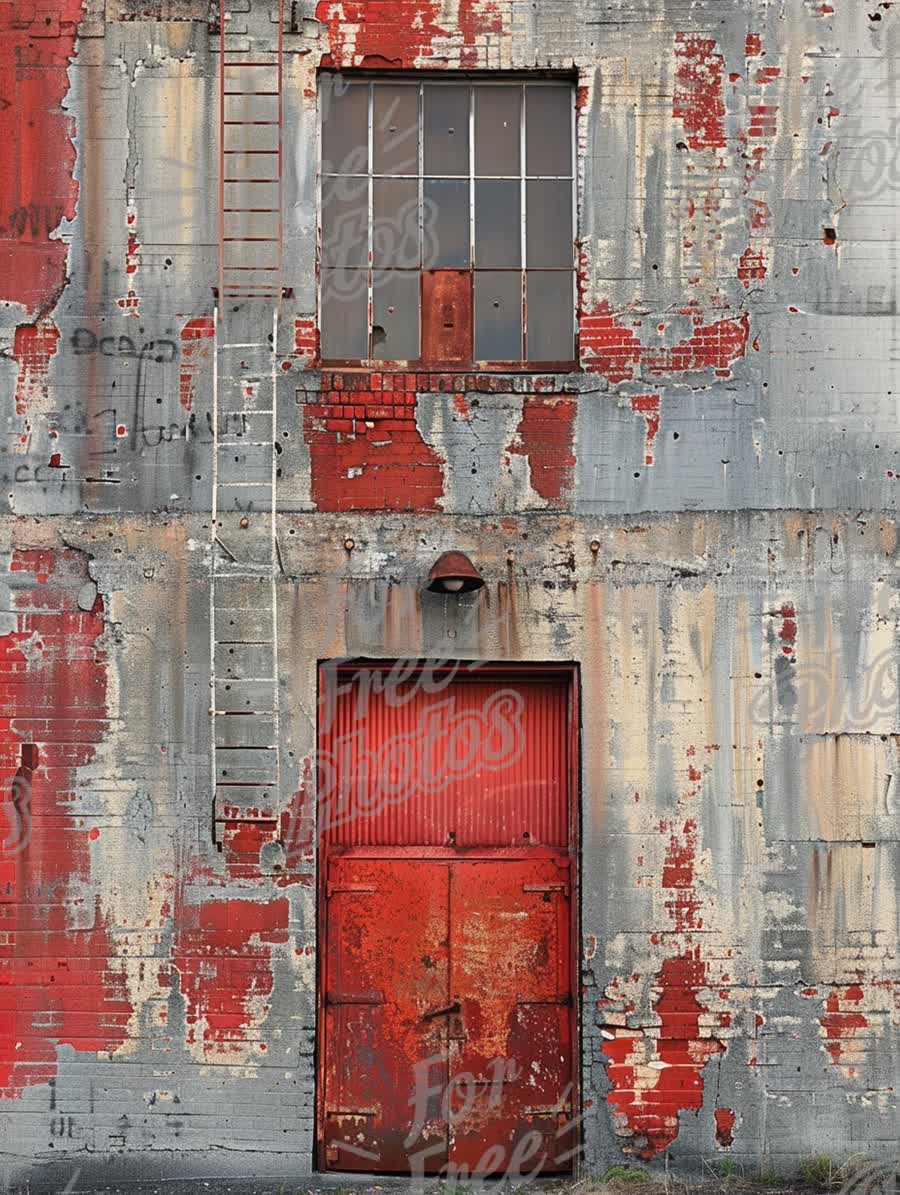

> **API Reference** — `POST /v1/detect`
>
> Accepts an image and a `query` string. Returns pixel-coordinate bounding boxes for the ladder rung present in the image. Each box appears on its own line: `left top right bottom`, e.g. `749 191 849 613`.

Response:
219 342 273 348
223 266 280 272
224 90 280 96
223 178 280 183
223 121 280 126
217 481 274 488
223 237 279 243
224 61 280 66
223 150 279 155
223 209 280 213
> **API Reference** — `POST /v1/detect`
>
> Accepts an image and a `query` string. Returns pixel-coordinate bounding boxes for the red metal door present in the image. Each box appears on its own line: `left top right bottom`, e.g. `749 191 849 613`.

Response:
319 666 577 1177
322 857 450 1172
447 858 574 1175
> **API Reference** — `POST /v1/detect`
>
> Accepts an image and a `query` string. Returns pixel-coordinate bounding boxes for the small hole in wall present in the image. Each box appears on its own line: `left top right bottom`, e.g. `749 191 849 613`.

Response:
673 432 679 440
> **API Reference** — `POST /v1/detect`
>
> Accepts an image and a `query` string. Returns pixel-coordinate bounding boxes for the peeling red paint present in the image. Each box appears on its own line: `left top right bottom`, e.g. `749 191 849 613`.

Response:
0 2 82 315
13 322 60 418
673 35 726 151
631 395 661 465
0 550 132 1099
509 394 577 503
715 1106 736 1146
603 753 724 1158
315 0 508 69
293 316 318 366
179 316 215 412
581 303 749 382
303 372 444 512
821 985 868 1071
172 897 288 1054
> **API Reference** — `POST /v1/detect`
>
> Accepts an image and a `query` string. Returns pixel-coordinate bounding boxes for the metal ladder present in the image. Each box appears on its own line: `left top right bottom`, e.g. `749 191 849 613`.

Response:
210 0 284 845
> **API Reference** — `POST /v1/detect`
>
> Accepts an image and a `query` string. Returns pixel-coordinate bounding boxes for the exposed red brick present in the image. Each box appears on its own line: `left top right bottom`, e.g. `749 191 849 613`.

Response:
604 752 724 1158
508 394 577 504
673 34 726 151
304 373 444 511
631 394 661 465
172 897 289 1055
0 2 82 315
821 986 868 1071
0 550 132 1099
13 322 60 417
715 1106 736 1146
315 0 507 69
179 316 215 412
581 302 749 382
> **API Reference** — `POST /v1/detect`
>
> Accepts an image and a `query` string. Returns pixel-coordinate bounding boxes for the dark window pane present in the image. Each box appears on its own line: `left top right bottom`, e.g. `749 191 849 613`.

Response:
423 179 469 268
373 178 419 268
474 85 520 176
373 85 419 175
526 86 572 175
321 77 368 174
373 270 420 360
475 271 522 360
424 84 469 175
526 272 574 361
321 175 368 267
321 269 369 359
474 180 520 268
526 181 573 267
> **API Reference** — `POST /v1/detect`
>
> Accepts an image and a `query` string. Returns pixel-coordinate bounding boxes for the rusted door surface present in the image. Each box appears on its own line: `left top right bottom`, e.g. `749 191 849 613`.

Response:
319 666 577 1176
322 854 574 1174
323 857 450 1172
447 858 573 1174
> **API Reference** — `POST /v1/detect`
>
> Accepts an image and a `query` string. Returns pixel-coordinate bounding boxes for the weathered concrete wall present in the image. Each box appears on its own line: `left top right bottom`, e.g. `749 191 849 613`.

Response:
1 0 898 1185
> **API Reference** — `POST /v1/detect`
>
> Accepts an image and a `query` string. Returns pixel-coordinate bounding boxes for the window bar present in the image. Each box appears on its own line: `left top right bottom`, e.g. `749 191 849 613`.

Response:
520 83 528 361
469 84 476 358
367 81 375 361
417 81 424 356
571 82 579 362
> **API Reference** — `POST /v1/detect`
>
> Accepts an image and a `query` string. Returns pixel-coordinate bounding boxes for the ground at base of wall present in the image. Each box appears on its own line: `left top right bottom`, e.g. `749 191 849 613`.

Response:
9 1167 892 1195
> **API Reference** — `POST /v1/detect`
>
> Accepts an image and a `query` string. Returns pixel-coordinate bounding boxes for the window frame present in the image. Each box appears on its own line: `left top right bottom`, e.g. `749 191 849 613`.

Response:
317 71 579 372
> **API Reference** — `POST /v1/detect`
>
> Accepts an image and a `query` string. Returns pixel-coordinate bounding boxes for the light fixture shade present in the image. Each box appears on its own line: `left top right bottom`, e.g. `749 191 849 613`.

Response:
425 551 485 594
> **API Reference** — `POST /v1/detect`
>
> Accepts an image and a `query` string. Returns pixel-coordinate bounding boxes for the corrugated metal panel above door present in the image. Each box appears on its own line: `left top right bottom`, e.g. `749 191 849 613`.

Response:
318 668 570 848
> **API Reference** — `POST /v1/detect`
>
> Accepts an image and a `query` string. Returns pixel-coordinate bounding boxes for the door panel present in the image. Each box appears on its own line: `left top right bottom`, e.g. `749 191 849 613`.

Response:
448 859 574 1174
322 858 450 1172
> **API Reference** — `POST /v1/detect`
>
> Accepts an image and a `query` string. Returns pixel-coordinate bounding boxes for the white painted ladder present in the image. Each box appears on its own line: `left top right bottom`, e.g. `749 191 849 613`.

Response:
210 0 284 845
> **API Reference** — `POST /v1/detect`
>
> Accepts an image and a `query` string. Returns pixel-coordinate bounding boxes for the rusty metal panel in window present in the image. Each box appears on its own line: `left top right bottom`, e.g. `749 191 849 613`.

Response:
475 271 522 361
373 84 419 176
526 271 574 362
526 181 573 268
525 85 573 176
474 84 521 176
474 181 520 268
320 270 369 359
423 180 470 269
373 270 420 360
321 176 368 267
321 77 368 174
373 178 419 268
424 84 470 175
422 270 472 363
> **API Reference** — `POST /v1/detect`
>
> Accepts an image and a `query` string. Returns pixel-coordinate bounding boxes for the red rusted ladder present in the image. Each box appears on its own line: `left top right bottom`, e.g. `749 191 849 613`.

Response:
210 0 285 847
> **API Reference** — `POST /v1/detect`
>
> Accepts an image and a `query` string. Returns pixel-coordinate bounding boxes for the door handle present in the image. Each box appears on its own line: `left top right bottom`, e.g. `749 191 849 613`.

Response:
422 999 461 1020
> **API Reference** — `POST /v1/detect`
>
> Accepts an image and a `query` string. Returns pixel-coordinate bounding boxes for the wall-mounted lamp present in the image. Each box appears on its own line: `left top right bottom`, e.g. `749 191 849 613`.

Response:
425 551 485 595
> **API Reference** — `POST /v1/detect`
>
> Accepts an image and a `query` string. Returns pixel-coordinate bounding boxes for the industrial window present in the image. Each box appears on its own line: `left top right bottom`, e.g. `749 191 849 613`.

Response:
319 75 576 367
